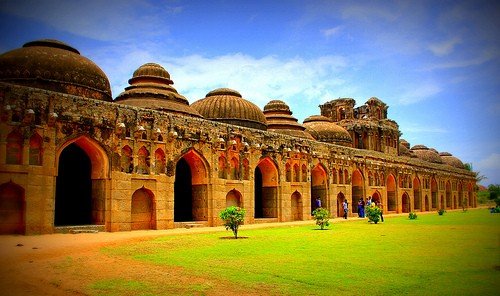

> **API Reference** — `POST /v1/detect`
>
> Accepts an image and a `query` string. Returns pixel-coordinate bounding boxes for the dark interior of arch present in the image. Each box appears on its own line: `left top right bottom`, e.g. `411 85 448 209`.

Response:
254 167 263 218
55 144 92 226
174 158 192 222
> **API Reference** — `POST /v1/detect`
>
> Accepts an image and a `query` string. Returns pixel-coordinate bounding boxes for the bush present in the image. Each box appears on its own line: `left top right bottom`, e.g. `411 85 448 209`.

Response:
490 206 500 213
366 203 382 224
438 208 446 215
219 206 246 239
408 212 418 220
312 207 330 230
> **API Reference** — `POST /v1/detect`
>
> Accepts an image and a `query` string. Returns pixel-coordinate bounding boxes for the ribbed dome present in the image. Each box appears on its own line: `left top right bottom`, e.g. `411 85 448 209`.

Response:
0 39 112 101
303 115 352 146
191 88 267 130
115 63 202 118
263 100 314 140
410 145 443 164
400 139 410 149
439 152 464 169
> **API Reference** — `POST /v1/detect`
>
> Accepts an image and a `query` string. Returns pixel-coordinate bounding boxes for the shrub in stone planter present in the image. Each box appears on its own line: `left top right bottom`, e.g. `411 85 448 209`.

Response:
312 207 330 230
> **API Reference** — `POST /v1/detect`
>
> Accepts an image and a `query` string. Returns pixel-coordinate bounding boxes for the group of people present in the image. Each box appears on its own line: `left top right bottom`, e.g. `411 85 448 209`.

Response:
316 196 384 222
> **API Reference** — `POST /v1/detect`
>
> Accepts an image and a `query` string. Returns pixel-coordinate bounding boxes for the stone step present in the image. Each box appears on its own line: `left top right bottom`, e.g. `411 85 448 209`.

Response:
253 218 279 224
54 225 105 234
174 221 208 229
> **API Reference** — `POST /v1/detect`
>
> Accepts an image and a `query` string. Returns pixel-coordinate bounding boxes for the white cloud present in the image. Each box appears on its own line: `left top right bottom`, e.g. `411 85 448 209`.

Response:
322 26 342 38
477 153 500 170
424 49 499 70
428 37 462 56
397 83 441 105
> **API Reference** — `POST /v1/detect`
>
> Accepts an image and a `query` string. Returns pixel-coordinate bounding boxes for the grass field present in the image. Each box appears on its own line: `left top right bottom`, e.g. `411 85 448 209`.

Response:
98 209 500 295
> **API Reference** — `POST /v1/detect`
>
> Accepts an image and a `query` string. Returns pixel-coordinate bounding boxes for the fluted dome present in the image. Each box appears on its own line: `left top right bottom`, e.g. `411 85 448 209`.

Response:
114 63 202 118
0 39 112 101
263 100 314 140
191 88 267 130
410 145 443 164
303 115 352 146
439 152 464 169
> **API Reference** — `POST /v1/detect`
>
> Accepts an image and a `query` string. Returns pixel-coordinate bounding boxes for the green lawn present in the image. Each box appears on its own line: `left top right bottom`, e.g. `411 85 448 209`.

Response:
99 209 500 295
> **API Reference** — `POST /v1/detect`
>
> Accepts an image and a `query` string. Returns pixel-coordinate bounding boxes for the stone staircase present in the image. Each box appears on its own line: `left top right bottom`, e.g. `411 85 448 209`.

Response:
54 225 105 234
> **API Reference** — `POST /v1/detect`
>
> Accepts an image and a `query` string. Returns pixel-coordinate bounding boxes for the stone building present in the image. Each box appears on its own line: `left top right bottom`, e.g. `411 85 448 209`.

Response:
0 40 477 234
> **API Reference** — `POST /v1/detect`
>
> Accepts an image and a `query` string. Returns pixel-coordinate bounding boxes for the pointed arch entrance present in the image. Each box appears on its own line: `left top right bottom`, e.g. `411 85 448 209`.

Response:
431 178 438 209
131 187 156 230
402 192 410 213
311 163 328 212
0 181 25 234
445 181 451 209
226 189 242 207
174 150 208 222
291 191 303 221
336 192 346 218
55 137 108 226
254 157 278 219
351 170 364 214
387 174 397 211
413 177 421 211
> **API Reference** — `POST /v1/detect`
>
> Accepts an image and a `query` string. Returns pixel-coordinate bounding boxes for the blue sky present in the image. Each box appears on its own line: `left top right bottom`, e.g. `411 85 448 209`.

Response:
1 0 499 185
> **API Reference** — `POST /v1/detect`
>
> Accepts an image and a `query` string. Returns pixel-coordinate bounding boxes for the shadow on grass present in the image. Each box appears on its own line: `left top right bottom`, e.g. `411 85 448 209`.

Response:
219 236 250 239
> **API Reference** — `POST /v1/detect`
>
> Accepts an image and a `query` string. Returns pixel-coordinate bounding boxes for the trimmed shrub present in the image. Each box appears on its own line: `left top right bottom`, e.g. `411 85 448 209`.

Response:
408 212 418 220
438 208 446 215
312 207 330 230
219 206 246 239
366 203 382 224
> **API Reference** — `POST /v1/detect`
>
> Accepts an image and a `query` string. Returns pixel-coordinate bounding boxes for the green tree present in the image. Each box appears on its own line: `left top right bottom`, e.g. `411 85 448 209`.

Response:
488 184 500 206
312 207 330 230
219 206 246 239
464 163 487 189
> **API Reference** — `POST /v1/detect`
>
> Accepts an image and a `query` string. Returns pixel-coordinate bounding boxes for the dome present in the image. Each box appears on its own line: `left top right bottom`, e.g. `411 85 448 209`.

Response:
410 145 443 164
439 152 465 169
0 39 112 101
114 63 202 118
303 115 352 146
191 88 267 130
400 139 410 149
263 100 314 140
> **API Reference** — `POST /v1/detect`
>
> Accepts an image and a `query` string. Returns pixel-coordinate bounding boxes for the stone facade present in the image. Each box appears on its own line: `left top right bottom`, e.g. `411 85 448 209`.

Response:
0 40 477 234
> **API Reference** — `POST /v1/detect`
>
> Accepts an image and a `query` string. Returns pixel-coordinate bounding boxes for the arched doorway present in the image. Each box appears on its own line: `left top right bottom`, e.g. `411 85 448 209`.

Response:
254 157 278 219
387 174 396 211
174 150 208 222
55 137 108 227
226 189 242 207
311 164 328 212
336 192 346 218
424 195 429 211
371 191 381 204
402 192 410 213
351 170 364 214
291 191 303 221
413 177 421 211
131 187 155 230
440 195 444 209
445 181 451 209
431 178 438 209
55 144 92 226
0 181 25 234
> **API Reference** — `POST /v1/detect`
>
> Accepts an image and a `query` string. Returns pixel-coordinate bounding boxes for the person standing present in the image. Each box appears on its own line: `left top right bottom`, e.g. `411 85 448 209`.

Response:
342 199 348 219
315 197 322 209
376 200 384 222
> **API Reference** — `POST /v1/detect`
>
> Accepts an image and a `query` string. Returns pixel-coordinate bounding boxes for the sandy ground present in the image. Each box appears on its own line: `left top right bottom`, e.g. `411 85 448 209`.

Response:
0 212 441 295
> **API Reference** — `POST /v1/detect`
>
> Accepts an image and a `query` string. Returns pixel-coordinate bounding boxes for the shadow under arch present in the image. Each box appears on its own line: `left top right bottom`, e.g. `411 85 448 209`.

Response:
55 135 109 227
0 181 25 234
254 157 278 219
174 149 209 222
